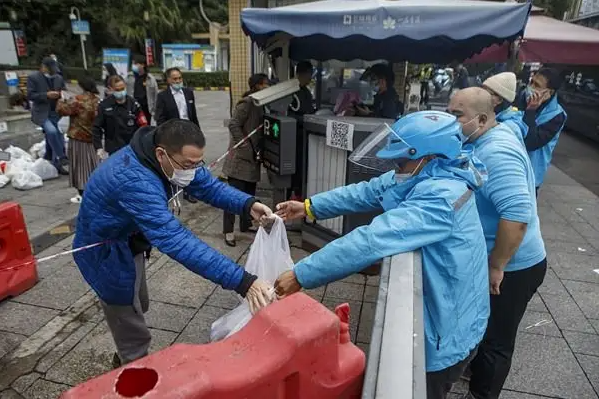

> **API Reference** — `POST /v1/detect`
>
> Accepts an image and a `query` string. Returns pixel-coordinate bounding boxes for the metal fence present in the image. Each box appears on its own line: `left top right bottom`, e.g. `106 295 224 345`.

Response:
362 251 427 399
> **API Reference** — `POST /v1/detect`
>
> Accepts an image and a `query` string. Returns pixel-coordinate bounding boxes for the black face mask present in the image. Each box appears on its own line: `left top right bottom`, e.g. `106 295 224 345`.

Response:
494 99 511 114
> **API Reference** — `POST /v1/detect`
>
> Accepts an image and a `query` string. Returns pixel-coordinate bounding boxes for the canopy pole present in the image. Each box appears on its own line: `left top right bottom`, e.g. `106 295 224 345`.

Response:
315 61 323 109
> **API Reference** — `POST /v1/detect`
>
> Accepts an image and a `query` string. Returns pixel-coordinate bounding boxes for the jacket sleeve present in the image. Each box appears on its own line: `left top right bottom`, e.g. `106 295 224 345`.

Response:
228 100 250 144
117 178 257 296
523 110 565 151
188 89 201 127
153 93 167 126
187 167 256 216
310 172 392 220
295 192 454 289
56 99 79 117
92 105 106 150
479 144 532 224
27 76 47 103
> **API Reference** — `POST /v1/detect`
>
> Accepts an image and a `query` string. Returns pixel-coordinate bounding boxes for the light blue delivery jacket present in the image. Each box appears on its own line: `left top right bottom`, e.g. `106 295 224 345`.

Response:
496 106 528 145
295 155 490 372
467 123 546 272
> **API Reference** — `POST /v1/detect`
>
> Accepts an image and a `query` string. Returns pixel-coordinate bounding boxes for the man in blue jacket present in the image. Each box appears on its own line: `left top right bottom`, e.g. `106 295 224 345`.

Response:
448 88 547 399
482 72 528 145
274 111 490 399
516 67 567 195
74 119 274 367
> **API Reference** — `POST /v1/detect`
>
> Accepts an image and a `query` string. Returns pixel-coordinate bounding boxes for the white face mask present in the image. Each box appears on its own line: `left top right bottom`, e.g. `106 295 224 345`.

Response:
395 159 424 182
160 150 197 187
462 115 482 143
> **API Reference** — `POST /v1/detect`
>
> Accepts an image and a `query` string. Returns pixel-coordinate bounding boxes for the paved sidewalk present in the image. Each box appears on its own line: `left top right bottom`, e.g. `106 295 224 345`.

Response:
0 92 598 398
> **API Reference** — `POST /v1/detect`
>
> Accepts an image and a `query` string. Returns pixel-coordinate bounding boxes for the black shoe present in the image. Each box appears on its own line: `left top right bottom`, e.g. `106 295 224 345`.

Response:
184 192 198 204
112 352 122 369
56 165 69 175
224 233 236 247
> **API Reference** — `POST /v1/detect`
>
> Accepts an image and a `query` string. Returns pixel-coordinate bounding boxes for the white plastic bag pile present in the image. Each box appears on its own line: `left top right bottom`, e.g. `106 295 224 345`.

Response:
0 143 59 191
210 216 295 341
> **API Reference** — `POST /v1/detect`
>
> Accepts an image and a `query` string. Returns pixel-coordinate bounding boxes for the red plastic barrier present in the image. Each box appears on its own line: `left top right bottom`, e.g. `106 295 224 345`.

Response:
0 202 38 301
61 293 366 399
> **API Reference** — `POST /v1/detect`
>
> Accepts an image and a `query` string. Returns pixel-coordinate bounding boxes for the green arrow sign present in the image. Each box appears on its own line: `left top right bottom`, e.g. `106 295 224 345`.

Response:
273 122 280 138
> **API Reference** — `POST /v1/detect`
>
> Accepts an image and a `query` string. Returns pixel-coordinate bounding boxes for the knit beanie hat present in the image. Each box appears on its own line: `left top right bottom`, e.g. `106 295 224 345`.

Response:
483 72 517 102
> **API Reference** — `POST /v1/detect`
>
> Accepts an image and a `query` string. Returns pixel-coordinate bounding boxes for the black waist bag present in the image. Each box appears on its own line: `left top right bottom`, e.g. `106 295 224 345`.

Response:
128 232 152 259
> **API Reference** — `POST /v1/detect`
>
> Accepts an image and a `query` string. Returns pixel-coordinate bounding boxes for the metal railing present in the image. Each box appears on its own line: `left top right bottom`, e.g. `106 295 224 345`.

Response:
362 251 427 399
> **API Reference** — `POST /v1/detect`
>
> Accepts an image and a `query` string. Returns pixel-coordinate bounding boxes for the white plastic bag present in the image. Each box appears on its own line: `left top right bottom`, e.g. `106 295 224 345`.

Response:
5 158 34 179
31 158 59 180
11 171 43 190
6 145 33 162
29 141 46 160
0 175 10 188
210 216 294 341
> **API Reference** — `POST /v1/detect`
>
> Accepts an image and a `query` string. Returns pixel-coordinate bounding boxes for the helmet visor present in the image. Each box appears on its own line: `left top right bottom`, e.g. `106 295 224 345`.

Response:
348 123 412 173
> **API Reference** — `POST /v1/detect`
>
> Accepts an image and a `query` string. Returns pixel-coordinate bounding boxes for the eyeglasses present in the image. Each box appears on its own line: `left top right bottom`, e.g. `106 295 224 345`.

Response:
168 154 205 170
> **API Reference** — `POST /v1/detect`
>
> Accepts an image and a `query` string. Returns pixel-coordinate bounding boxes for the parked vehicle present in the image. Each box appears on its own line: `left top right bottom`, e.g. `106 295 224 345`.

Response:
559 78 599 143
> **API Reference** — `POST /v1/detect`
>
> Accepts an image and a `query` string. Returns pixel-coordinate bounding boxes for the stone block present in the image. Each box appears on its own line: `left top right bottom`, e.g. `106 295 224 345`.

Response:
23 379 70 399
518 310 561 338
176 305 230 345
503 332 597 398
205 287 242 310
0 331 26 360
563 331 599 357
15 265 89 310
324 281 364 302
147 264 216 308
357 302 376 344
576 353 599 394
563 280 599 320
0 302 58 336
144 301 197 333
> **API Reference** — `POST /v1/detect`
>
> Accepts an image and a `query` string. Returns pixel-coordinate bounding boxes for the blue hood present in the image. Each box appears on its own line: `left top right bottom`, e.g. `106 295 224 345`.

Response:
418 152 487 192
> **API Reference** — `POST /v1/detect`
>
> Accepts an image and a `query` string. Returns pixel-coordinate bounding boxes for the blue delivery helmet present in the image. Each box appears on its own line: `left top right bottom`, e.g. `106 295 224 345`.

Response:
348 111 463 172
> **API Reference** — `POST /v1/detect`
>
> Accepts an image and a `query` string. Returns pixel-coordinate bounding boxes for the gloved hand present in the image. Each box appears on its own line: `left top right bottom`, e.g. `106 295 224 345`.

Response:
246 279 275 314
250 202 274 227
97 149 109 161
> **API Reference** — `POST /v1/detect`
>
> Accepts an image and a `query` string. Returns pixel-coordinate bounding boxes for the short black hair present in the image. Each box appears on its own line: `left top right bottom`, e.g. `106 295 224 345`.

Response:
535 67 562 91
248 73 268 90
296 61 313 75
132 54 147 66
155 119 206 153
165 67 182 79
107 75 125 88
78 75 99 95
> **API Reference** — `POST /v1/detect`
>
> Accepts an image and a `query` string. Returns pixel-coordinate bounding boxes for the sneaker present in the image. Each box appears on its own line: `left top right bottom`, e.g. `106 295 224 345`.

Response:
70 195 82 204
224 233 236 247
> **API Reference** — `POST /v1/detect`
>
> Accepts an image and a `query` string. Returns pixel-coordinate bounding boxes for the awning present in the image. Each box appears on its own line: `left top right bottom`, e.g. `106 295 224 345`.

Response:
520 15 599 65
241 0 531 63
469 15 599 65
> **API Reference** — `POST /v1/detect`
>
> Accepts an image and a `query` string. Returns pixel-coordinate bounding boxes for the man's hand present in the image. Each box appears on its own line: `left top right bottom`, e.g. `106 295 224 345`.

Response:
246 279 275 314
275 200 305 221
96 149 109 161
526 90 548 110
250 202 274 226
47 91 61 100
489 266 504 295
275 270 302 298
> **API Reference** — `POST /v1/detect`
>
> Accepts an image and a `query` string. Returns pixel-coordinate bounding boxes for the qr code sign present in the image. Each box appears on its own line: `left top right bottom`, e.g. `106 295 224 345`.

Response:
326 120 355 151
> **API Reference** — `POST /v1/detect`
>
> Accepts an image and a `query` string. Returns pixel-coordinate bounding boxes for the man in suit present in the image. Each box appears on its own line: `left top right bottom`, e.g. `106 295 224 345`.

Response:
154 67 201 203
27 57 68 174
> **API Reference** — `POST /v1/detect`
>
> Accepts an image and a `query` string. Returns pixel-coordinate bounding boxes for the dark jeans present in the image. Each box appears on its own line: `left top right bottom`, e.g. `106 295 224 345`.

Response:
42 112 65 167
469 258 547 399
420 81 430 104
427 346 478 399
223 177 256 234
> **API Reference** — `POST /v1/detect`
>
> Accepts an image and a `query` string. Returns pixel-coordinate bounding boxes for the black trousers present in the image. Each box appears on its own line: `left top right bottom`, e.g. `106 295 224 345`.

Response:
427 346 478 399
469 258 547 399
420 81 430 104
223 177 256 234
